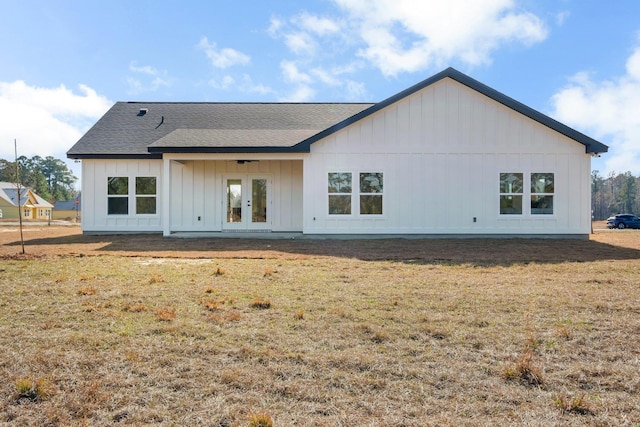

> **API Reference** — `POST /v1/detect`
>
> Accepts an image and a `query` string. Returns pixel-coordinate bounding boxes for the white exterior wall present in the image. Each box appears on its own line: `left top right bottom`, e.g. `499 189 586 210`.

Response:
303 78 592 235
81 159 164 232
82 158 303 233
168 158 303 232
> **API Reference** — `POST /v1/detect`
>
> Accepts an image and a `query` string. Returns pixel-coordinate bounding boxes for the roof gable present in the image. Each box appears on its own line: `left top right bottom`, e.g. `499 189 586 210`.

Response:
294 67 607 154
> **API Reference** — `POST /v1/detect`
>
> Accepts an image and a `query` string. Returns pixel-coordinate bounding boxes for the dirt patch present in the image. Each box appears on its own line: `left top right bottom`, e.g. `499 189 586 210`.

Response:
1 224 639 264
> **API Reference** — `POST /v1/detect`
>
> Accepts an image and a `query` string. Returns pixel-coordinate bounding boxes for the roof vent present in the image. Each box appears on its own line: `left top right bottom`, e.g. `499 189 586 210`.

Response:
137 108 148 116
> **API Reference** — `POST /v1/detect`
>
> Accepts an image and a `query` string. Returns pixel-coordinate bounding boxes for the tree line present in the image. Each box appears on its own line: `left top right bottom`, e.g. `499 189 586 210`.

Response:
0 156 78 203
592 171 640 220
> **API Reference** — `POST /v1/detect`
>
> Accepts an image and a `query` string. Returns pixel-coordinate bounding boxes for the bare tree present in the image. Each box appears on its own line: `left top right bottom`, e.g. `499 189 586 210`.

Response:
14 139 25 254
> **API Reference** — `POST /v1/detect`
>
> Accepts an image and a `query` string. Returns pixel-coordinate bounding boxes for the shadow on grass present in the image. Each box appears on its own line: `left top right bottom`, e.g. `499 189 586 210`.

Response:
4 231 640 266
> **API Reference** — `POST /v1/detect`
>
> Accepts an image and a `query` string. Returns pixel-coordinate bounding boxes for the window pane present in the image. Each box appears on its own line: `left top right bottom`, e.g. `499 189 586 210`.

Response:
252 179 267 223
136 177 156 195
108 177 128 195
328 173 352 193
136 197 156 214
108 197 128 215
329 195 351 214
227 179 242 223
360 173 383 193
531 195 553 215
360 195 383 214
499 173 523 193
500 195 522 214
531 173 554 193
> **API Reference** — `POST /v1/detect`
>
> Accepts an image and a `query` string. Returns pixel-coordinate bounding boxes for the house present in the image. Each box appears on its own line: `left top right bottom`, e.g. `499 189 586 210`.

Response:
52 196 81 221
67 67 607 238
0 182 54 220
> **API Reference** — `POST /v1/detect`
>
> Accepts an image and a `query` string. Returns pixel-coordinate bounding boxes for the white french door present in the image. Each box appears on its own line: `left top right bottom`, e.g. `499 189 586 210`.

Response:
223 175 271 231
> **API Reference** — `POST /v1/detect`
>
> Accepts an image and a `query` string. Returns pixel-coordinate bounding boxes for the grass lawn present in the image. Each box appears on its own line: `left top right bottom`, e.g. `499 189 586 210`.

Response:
1 226 639 426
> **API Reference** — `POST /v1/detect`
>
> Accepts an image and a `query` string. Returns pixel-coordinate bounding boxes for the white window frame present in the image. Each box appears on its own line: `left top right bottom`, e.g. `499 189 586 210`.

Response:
107 176 159 216
107 176 129 216
499 172 524 215
358 172 384 216
328 172 353 216
327 171 385 217
135 176 158 216
530 173 554 215
499 172 555 217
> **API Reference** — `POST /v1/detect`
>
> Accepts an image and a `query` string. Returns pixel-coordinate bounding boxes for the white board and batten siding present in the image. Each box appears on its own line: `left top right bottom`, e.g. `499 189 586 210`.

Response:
168 158 303 232
303 78 592 235
81 159 164 233
82 158 304 233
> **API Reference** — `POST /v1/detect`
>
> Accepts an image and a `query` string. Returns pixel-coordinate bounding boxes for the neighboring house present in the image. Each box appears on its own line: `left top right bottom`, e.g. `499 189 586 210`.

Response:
53 196 81 221
67 68 607 238
0 182 54 220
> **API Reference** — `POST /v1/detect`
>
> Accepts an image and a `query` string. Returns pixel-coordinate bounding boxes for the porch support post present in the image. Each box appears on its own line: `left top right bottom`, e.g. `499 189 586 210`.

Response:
162 157 171 236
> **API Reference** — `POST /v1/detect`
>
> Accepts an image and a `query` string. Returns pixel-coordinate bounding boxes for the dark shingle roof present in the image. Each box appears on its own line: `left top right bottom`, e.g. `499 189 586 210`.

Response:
67 102 374 158
54 197 81 210
67 68 607 158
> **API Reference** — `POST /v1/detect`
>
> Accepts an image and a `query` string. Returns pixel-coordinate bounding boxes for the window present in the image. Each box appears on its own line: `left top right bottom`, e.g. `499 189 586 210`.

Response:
328 172 384 215
136 177 157 214
499 172 555 215
499 173 523 215
328 172 352 215
359 172 383 215
531 173 554 215
107 176 157 216
108 177 129 215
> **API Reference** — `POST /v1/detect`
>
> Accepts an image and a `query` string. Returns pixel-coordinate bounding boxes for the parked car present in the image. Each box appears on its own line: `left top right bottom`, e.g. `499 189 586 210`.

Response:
606 214 640 229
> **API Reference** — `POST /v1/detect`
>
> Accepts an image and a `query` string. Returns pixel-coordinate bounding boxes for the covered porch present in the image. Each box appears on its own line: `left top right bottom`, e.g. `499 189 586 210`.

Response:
161 155 305 236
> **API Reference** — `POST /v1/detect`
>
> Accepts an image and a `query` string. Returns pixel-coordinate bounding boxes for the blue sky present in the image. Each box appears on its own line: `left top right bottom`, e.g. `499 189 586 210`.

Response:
2 0 640 184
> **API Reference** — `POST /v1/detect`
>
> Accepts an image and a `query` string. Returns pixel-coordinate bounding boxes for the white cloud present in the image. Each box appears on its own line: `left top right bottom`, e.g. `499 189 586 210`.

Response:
268 1 546 101
343 80 368 100
550 45 640 175
129 63 158 75
127 62 170 94
198 37 251 69
279 84 316 102
208 75 236 90
208 74 275 96
555 10 570 26
281 61 313 85
311 68 341 86
284 31 317 56
0 81 112 185
294 12 341 36
268 16 284 36
238 75 274 96
333 0 548 76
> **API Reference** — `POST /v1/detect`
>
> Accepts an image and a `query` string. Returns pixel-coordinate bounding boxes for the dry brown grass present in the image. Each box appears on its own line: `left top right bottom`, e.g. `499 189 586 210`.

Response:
155 306 177 321
14 377 53 403
250 297 272 309
0 225 639 425
248 412 274 426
